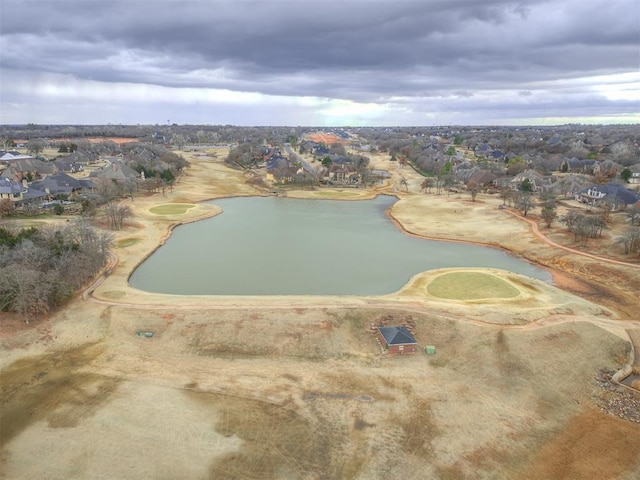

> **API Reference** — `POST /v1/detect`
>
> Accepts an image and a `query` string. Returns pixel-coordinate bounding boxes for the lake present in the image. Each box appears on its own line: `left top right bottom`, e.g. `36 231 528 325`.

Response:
129 195 552 295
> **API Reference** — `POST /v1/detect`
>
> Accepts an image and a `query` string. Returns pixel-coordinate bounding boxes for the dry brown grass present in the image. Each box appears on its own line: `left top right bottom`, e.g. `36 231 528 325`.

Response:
0 343 114 446
519 408 640 480
204 395 329 479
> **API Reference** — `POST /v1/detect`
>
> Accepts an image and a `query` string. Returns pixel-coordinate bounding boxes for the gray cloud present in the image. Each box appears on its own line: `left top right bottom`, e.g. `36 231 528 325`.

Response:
1 0 638 125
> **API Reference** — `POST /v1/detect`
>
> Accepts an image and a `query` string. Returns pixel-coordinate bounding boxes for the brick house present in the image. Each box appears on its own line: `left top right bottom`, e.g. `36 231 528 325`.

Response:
376 326 418 355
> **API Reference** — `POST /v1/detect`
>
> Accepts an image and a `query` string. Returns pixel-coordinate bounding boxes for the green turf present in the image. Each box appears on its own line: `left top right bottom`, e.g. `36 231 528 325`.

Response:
427 272 520 300
149 203 196 215
115 238 141 248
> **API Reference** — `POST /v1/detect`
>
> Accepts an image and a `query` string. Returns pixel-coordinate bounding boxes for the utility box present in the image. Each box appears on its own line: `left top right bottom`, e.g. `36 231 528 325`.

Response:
425 345 436 355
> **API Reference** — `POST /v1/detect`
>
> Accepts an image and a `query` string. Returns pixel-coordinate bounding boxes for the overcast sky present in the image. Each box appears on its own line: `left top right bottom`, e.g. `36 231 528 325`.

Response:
1 0 638 126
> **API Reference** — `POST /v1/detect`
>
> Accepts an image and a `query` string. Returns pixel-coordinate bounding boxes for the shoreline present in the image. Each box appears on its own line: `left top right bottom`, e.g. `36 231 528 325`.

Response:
105 193 553 303
84 191 619 332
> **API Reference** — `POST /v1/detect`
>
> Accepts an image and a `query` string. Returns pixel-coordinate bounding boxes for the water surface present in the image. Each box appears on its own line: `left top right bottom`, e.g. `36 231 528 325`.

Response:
129 196 551 295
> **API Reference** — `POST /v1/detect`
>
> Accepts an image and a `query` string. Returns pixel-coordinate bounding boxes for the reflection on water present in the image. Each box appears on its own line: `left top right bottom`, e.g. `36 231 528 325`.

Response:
129 195 552 295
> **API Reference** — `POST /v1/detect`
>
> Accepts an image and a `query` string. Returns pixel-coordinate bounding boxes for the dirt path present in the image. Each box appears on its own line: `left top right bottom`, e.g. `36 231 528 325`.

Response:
627 329 640 367
505 209 640 269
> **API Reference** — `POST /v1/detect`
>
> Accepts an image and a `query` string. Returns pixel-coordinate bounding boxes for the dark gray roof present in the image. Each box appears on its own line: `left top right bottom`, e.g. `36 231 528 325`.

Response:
565 158 597 168
377 326 417 345
77 178 94 188
31 172 83 195
20 188 47 201
266 156 290 170
579 183 640 205
0 178 24 195
54 159 85 172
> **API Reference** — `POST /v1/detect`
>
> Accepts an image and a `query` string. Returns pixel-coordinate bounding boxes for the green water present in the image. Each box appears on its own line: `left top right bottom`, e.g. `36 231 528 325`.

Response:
129 195 551 295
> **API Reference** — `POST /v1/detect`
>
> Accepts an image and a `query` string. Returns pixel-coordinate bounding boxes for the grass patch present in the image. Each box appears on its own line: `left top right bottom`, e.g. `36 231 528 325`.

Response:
427 271 520 300
312 190 361 198
101 290 126 299
149 203 196 215
115 237 141 248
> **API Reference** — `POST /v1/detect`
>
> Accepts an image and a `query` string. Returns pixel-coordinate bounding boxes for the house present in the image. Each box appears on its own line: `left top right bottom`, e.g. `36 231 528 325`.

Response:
468 170 497 187
550 174 591 198
327 164 359 184
576 183 640 210
560 157 598 174
627 165 640 185
511 170 545 192
89 161 140 183
475 143 492 156
0 157 56 182
490 149 506 161
54 158 85 173
265 155 294 182
0 152 35 162
58 150 98 165
31 172 94 198
0 178 25 201
0 178 46 204
376 326 417 355
277 166 300 183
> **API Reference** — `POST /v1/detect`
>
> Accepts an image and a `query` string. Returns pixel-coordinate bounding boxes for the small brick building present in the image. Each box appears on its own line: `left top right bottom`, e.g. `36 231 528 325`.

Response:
376 326 417 355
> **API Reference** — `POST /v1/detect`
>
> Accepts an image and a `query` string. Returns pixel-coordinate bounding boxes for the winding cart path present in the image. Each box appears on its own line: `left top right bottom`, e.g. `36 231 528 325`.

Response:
505 209 640 269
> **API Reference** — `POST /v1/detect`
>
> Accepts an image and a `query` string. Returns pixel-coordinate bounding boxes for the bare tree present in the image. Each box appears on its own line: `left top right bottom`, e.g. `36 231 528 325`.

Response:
94 177 121 204
421 178 433 194
596 197 615 225
12 240 51 271
563 212 606 245
467 180 479 202
140 177 162 194
1 136 14 149
540 203 557 228
627 205 640 226
173 134 186 150
104 203 132 230
0 222 113 322
516 192 535 216
0 266 53 323
0 199 15 217
539 193 558 228
26 138 46 155
499 187 512 206
616 228 640 255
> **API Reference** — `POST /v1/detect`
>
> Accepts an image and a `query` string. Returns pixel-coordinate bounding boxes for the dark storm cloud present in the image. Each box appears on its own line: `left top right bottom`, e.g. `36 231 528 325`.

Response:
1 0 638 124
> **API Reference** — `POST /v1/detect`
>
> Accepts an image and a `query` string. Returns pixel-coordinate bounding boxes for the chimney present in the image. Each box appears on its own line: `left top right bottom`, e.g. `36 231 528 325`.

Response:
22 179 28 188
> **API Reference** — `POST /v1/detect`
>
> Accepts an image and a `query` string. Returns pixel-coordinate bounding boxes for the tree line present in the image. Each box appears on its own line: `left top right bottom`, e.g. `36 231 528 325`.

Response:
0 221 112 322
